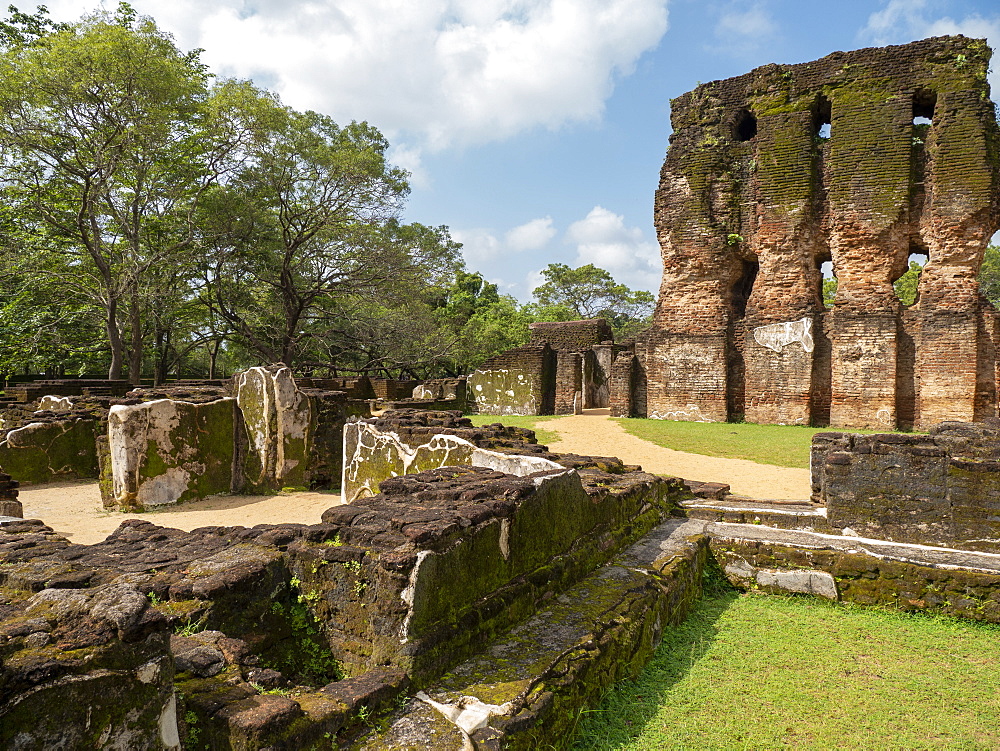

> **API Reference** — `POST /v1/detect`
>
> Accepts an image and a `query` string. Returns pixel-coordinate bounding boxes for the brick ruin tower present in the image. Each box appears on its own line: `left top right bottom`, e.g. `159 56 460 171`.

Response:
623 36 1000 430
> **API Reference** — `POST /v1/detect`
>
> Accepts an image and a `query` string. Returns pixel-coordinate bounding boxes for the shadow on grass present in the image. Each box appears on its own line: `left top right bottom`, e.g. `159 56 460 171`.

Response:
570 571 740 749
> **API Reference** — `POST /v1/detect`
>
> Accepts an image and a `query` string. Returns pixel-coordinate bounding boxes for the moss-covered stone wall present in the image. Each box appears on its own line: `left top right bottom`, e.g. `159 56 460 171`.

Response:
0 418 98 485
105 398 237 510
644 35 1000 429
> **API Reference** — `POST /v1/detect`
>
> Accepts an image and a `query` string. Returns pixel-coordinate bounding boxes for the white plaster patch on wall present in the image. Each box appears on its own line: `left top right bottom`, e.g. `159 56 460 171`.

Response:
37 395 73 411
138 466 196 507
159 691 181 750
470 447 561 476
3 422 48 447
876 407 893 425
468 368 538 416
649 404 711 422
753 317 814 353
399 549 432 642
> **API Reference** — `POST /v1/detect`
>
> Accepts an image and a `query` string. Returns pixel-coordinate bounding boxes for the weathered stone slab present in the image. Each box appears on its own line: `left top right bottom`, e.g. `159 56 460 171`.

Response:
107 398 236 509
0 418 98 485
342 419 561 502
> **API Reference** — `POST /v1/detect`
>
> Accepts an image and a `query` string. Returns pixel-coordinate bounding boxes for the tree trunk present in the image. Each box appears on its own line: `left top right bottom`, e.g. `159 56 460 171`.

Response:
107 298 124 380
128 298 143 386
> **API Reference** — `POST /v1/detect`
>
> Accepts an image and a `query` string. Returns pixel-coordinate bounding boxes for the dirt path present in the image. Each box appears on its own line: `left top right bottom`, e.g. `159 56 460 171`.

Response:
16 410 811 544
17 481 341 545
542 410 812 501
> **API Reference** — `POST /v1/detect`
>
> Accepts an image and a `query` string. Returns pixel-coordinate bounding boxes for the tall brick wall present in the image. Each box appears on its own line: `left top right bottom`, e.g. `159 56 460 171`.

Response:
646 35 1000 429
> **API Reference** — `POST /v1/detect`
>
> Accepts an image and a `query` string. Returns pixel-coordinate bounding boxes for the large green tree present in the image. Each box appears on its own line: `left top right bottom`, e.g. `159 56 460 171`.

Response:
0 5 251 382
530 263 655 340
198 103 461 369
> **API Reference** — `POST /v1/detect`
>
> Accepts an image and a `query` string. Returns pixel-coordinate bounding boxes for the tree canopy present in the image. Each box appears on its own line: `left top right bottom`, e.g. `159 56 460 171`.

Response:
530 263 655 340
0 5 656 383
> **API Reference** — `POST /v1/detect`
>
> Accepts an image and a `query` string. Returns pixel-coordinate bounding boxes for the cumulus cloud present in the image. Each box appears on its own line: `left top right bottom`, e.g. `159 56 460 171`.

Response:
39 0 669 159
712 1 779 56
505 217 556 252
453 216 555 266
565 206 661 292
860 0 1000 94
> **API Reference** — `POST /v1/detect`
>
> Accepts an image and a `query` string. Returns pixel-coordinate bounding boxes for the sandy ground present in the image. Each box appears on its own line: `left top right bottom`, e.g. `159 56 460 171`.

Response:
17 409 811 544
543 410 812 501
18 482 342 545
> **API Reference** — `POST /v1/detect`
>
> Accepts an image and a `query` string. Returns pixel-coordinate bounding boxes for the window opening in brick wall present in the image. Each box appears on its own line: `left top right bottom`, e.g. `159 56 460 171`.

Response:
820 260 837 307
912 89 935 147
730 259 758 317
813 95 832 140
731 109 757 142
894 249 927 306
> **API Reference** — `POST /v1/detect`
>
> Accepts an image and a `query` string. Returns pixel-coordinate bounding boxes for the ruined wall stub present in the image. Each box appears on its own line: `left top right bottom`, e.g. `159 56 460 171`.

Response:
650 35 1000 429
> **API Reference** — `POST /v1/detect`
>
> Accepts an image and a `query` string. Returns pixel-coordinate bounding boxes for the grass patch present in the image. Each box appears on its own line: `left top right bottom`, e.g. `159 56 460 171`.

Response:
574 591 1000 749
614 419 888 469
465 414 561 447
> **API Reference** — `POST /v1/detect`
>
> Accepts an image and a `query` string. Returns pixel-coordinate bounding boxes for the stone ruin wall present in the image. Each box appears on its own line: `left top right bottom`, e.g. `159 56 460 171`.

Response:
0 431 695 749
641 35 1000 429
468 320 618 416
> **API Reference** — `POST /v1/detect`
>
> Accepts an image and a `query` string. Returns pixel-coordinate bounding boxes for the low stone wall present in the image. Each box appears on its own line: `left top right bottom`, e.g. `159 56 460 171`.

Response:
342 410 561 502
812 421 1000 551
0 417 99 485
707 522 1000 622
0 520 178 749
1 454 690 748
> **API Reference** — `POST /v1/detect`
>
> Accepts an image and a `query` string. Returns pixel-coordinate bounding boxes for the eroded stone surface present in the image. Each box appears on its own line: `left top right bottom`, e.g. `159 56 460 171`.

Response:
108 397 236 509
342 410 562 502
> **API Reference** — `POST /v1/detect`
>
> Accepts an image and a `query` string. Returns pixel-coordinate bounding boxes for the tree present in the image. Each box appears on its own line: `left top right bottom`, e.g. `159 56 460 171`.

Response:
979 243 1000 307
530 263 655 340
433 271 532 374
0 5 237 382
893 260 923 306
199 104 461 369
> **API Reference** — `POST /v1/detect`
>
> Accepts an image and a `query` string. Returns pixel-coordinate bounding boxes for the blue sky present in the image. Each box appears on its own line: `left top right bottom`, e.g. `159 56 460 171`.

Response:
29 0 1000 300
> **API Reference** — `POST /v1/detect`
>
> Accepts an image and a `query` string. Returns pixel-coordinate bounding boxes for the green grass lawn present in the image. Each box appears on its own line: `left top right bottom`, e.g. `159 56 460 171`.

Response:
465 414 561 446
574 589 1000 750
615 419 873 469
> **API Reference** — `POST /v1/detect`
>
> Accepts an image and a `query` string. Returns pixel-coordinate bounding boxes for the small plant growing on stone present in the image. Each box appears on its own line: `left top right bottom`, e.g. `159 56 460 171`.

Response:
726 233 743 246
184 710 200 747
355 704 374 727
353 580 367 597
175 615 207 637
331 533 344 547
250 682 292 697
146 591 164 607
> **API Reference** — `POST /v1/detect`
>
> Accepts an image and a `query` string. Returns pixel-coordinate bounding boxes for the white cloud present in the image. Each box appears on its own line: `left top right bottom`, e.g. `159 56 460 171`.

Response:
452 227 504 266
860 1 1000 94
453 215 556 266
712 1 778 55
39 0 669 162
566 206 661 292
505 217 556 251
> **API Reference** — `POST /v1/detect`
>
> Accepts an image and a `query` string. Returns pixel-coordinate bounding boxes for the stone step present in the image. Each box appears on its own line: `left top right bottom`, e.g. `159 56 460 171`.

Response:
682 497 833 533
356 519 708 749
